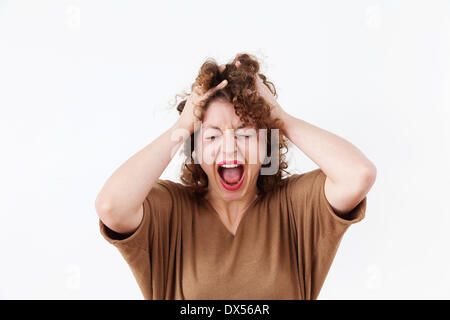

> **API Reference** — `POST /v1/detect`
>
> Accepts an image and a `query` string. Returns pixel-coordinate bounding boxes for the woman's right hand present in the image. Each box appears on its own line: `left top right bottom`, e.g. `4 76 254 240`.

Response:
179 79 228 134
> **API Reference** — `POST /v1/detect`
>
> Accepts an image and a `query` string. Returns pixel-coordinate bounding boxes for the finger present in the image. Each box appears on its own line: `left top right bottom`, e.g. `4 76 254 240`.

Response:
235 54 242 68
204 79 227 97
192 87 201 96
219 64 226 73
193 105 202 118
217 79 228 88
212 79 227 93
193 87 204 96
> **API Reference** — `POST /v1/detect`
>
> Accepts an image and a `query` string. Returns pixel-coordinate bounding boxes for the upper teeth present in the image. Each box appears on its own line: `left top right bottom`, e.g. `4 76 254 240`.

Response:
221 164 240 168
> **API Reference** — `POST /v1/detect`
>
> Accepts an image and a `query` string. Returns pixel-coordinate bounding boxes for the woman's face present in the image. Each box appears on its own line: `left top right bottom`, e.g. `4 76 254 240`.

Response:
194 97 266 202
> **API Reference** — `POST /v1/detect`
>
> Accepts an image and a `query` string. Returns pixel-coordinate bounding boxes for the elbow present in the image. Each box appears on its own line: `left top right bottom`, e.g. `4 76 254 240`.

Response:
359 163 377 189
95 196 114 220
95 197 122 230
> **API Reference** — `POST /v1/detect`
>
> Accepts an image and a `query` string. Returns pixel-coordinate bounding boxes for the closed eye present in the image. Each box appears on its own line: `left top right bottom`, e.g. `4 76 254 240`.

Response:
205 136 216 140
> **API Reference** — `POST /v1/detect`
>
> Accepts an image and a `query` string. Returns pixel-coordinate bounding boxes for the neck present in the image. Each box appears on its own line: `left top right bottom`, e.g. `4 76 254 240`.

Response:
205 185 259 224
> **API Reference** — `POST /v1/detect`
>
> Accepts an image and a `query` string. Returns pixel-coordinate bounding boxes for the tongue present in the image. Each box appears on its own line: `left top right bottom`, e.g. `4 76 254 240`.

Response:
222 167 242 184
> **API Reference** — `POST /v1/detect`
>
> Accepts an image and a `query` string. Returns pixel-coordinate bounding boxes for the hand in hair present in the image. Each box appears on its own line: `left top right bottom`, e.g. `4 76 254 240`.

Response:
180 78 228 134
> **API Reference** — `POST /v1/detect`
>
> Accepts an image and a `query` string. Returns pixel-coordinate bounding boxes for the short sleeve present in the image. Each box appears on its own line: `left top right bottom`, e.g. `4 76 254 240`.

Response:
98 179 180 299
285 168 367 299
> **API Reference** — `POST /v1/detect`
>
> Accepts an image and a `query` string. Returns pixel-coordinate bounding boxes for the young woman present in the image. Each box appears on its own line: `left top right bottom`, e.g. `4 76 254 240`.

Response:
95 53 376 299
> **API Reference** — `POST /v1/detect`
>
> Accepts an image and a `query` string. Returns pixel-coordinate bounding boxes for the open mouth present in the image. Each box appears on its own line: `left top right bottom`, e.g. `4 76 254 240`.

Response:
217 161 245 191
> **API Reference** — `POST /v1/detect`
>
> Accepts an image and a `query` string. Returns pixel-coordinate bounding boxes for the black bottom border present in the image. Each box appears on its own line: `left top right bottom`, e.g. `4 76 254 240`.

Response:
1 300 448 318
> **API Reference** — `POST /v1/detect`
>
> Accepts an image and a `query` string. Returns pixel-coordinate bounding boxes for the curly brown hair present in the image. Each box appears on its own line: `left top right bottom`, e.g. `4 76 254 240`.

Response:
172 53 290 198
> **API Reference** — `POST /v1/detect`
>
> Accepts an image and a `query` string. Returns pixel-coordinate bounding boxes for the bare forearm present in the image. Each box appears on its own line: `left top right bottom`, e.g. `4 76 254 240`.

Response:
278 108 376 187
95 118 190 218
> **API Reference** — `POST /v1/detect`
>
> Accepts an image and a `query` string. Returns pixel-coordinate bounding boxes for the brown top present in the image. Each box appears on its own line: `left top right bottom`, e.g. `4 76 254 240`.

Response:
99 168 366 300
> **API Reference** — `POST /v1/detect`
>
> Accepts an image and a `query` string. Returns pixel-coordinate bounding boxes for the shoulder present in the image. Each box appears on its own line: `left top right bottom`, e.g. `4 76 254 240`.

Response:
150 178 198 203
151 178 185 193
257 169 323 206
280 169 324 193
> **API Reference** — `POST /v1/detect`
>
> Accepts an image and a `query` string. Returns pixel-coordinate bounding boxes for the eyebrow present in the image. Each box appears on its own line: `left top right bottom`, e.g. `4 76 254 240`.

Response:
204 124 245 130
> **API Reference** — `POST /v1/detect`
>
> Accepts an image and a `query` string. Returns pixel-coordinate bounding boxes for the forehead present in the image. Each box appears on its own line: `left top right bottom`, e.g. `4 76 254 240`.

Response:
202 98 244 129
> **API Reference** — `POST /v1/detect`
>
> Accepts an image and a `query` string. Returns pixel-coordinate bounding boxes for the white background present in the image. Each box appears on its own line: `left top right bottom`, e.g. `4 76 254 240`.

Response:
1 0 449 299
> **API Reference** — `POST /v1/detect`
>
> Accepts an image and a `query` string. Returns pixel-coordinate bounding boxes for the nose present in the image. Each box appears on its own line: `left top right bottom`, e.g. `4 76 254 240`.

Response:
222 129 237 161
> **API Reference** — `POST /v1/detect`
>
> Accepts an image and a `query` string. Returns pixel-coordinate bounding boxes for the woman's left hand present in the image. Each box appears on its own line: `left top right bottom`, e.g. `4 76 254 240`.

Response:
253 70 285 120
